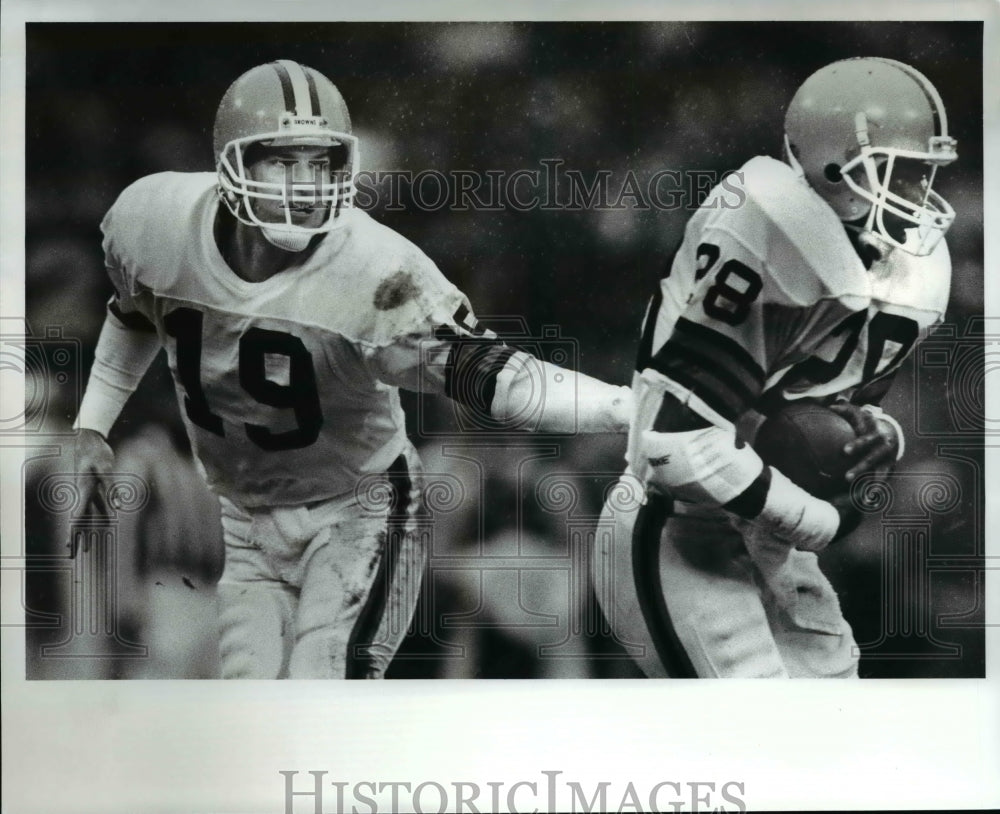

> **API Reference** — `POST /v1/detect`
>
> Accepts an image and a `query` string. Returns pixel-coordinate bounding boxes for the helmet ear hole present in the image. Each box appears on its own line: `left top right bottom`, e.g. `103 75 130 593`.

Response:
823 163 843 183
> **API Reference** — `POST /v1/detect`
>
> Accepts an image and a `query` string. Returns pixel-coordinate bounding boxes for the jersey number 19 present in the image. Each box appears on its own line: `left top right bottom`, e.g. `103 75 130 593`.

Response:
164 307 324 451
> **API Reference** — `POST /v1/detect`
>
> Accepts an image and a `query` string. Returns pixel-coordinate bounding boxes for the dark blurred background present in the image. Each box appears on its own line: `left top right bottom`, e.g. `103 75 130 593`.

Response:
22 21 985 679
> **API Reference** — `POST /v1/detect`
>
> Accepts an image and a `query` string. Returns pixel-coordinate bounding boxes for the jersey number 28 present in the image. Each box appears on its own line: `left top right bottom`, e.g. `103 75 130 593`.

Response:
694 242 763 326
164 307 323 451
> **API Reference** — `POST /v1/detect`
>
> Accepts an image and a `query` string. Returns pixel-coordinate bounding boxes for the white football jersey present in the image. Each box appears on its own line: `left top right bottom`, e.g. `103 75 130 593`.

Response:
629 156 950 481
102 172 469 507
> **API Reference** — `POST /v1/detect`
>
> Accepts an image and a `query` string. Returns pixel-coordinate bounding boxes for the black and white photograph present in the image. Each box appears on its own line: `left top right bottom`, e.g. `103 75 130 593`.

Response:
2 2 998 812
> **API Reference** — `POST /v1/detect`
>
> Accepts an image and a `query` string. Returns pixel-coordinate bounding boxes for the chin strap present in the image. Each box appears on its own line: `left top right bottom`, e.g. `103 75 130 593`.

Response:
260 225 314 252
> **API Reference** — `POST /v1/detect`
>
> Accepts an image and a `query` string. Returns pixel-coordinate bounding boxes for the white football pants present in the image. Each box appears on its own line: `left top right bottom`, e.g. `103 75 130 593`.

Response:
215 447 427 679
593 472 859 678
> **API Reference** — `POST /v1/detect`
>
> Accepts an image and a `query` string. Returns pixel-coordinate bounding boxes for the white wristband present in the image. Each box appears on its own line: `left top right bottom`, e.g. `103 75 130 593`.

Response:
758 466 839 552
74 311 161 437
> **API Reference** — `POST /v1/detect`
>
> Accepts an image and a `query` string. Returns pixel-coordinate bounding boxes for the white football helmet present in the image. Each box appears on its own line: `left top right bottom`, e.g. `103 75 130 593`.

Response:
784 57 957 256
213 59 359 250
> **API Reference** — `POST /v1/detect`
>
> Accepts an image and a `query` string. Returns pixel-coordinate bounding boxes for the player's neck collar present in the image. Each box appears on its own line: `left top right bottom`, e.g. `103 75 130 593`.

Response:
844 224 883 270
213 208 320 283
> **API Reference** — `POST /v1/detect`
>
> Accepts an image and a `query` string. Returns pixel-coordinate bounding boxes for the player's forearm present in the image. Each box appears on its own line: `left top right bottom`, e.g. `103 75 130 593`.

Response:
644 382 841 549
491 350 632 433
641 425 839 551
74 307 162 437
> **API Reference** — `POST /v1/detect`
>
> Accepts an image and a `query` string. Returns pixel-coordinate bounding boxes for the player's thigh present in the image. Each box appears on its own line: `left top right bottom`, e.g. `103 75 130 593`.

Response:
343 508 429 679
592 483 665 678
288 508 390 678
661 543 785 678
764 557 859 679
594 488 789 678
348 447 429 678
216 545 297 679
650 505 792 678
290 450 427 679
772 620 859 679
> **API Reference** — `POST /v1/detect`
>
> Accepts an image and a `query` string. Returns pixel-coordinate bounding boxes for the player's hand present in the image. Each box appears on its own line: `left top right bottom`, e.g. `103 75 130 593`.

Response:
828 402 900 482
70 429 115 557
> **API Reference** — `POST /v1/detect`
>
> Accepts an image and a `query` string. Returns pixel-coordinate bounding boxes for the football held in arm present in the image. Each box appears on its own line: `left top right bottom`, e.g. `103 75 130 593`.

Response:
593 57 956 679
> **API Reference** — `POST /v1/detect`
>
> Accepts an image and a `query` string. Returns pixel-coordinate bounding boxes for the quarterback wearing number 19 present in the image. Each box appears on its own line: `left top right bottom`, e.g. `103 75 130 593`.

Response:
73 60 631 679
594 58 956 678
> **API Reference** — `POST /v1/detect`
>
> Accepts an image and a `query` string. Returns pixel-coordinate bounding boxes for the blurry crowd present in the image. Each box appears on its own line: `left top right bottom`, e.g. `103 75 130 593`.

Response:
21 21 985 678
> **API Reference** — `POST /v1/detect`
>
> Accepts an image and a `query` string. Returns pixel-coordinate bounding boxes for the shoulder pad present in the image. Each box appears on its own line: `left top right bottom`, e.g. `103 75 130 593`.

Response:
699 156 869 307
869 235 951 318
102 172 215 249
309 212 467 346
101 172 216 293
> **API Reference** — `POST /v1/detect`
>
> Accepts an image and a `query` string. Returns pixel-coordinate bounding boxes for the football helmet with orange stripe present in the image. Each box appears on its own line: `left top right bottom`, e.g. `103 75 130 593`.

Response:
213 59 359 250
784 57 957 256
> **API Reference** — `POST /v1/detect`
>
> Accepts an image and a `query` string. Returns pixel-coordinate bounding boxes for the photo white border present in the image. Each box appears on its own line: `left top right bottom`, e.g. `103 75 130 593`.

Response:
2 2 998 812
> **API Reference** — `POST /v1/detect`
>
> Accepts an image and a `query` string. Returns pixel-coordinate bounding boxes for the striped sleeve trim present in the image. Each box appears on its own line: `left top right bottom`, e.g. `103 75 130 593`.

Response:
437 326 516 414
109 299 157 332
634 290 663 372
634 246 679 372
647 318 765 421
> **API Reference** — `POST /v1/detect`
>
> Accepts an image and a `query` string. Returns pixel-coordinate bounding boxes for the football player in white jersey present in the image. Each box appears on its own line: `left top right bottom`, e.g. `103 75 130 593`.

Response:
71 60 631 679
593 57 957 678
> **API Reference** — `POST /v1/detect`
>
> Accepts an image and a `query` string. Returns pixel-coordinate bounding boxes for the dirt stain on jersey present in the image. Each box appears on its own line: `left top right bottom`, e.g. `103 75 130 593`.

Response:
374 271 420 310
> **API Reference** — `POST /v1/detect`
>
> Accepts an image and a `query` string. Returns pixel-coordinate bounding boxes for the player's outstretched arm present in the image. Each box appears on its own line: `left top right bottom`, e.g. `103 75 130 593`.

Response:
488 348 632 434
370 325 632 434
71 306 162 555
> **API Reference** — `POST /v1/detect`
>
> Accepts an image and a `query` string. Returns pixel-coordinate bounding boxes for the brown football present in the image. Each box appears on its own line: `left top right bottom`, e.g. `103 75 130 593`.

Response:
753 402 858 499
